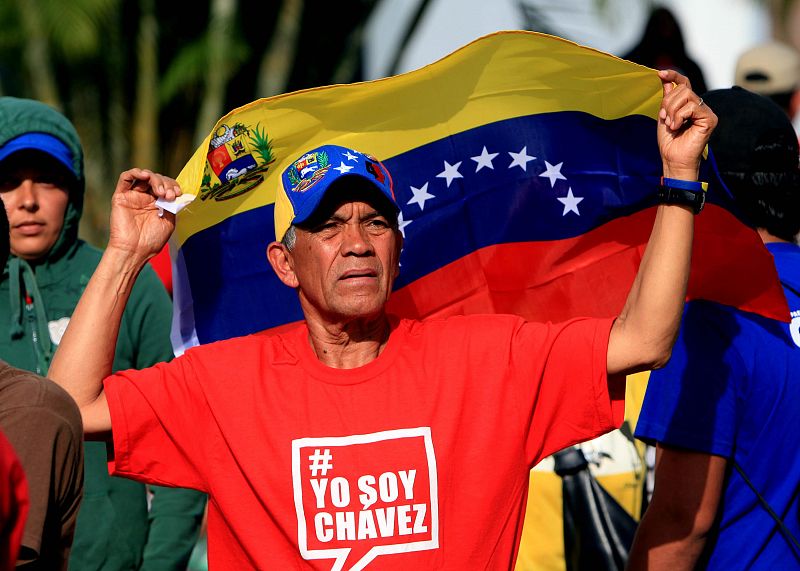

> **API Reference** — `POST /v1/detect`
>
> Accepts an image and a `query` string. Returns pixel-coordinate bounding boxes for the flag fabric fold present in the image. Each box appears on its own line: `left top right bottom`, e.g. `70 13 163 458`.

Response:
170 30 788 354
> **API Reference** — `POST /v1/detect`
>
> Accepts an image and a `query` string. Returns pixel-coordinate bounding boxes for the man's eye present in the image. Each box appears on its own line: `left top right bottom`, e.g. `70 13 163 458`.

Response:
314 222 338 232
367 219 389 228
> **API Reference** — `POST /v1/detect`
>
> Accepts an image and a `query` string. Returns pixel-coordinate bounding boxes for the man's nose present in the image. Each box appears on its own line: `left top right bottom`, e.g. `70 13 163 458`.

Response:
341 223 373 256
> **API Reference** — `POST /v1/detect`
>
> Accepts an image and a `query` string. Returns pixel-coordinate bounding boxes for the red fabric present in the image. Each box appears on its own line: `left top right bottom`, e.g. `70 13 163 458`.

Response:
388 204 789 324
0 431 28 571
104 315 619 569
148 245 172 296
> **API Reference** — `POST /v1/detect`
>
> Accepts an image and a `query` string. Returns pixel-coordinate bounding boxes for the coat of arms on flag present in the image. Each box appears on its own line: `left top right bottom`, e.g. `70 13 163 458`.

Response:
200 122 275 201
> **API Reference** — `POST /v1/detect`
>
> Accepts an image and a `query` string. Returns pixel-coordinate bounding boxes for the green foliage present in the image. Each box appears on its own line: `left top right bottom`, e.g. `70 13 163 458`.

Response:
318 151 329 169
42 0 118 60
0 2 23 51
249 124 273 163
159 30 250 106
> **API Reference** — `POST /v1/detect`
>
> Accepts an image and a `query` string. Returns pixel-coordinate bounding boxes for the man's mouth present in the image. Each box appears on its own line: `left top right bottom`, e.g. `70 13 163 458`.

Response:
340 269 378 280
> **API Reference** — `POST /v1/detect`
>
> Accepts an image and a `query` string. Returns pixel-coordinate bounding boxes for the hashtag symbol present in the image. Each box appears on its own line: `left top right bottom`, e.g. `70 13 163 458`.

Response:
308 449 334 477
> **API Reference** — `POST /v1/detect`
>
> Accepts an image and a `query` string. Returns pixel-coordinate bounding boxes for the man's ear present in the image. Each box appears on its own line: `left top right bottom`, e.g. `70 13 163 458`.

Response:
267 242 299 288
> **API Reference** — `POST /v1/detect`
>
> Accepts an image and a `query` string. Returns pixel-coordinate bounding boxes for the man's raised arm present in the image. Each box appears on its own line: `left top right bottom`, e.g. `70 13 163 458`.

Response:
606 70 718 376
47 169 181 437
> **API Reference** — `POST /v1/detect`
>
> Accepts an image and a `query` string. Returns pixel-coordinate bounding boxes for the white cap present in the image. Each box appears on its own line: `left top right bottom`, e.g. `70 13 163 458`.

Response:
735 41 800 95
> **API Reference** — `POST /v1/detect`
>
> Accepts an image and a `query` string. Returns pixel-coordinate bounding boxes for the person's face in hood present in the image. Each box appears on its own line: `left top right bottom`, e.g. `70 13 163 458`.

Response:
0 151 72 262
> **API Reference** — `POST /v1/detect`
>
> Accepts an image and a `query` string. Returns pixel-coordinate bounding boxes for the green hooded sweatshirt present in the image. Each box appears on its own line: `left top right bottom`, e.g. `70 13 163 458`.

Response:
0 97 205 570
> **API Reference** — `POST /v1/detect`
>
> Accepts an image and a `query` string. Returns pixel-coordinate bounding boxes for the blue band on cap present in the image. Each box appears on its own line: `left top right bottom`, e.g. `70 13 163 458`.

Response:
0 133 77 178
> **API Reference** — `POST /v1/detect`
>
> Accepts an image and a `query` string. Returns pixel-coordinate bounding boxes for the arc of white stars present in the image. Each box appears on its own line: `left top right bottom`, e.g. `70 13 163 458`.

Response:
397 211 413 238
539 161 567 188
343 150 359 162
407 182 435 211
508 146 536 171
557 188 584 216
333 161 354 174
471 146 499 172
436 160 463 187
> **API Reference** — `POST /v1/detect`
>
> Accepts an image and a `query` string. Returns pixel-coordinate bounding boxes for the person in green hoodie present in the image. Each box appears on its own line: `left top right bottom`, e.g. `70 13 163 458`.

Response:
0 96 206 570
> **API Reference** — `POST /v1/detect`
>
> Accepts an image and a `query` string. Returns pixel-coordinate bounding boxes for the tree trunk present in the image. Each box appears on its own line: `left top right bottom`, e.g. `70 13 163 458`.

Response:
72 86 110 247
194 0 238 147
14 0 61 109
257 0 303 97
132 0 160 170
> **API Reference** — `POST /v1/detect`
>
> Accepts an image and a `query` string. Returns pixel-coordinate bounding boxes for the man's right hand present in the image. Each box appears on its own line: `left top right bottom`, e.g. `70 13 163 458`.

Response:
108 168 182 264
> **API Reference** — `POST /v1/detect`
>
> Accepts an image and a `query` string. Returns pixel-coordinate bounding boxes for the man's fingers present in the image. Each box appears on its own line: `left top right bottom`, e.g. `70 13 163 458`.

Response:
661 83 706 131
658 68 692 90
116 169 182 200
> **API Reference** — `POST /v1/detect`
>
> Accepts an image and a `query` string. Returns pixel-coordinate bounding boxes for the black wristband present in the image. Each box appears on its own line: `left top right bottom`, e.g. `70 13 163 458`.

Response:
658 177 707 214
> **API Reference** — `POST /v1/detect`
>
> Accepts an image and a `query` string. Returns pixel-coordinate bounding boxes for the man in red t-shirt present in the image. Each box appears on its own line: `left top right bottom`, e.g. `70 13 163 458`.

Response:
48 71 715 569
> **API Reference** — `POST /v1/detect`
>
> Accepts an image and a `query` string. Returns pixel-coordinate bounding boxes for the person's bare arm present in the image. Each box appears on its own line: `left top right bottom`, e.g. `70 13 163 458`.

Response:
607 70 717 376
627 444 728 570
47 169 181 437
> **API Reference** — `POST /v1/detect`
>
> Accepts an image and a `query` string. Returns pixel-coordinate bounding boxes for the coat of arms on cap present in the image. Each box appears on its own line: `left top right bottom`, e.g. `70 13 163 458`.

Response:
200 122 275 201
286 151 331 193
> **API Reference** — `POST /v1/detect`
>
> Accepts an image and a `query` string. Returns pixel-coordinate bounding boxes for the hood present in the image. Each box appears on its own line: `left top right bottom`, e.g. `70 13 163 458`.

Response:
0 97 85 265
0 98 86 374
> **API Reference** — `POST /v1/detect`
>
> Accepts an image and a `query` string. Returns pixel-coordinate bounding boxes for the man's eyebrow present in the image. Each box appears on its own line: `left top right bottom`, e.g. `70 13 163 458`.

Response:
361 210 384 220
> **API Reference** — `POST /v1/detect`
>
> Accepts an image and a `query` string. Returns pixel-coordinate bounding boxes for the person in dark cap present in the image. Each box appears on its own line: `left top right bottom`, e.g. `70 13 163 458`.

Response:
0 97 206 569
43 71 716 569
629 87 800 569
624 7 708 95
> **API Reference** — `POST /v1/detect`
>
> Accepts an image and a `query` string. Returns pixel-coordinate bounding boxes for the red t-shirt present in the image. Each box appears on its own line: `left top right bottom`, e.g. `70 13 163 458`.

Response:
0 430 28 571
105 314 621 569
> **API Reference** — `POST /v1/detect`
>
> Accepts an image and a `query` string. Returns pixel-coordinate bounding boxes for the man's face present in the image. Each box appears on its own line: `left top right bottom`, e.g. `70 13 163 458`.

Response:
284 197 401 323
0 152 71 262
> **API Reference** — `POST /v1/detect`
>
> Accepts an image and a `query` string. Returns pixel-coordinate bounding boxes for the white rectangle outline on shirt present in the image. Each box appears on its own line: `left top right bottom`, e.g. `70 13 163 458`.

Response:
292 426 439 571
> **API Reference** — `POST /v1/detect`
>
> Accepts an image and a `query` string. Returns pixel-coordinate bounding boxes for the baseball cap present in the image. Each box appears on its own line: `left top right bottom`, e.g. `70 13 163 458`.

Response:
274 144 399 241
0 132 78 179
735 41 800 95
704 86 798 178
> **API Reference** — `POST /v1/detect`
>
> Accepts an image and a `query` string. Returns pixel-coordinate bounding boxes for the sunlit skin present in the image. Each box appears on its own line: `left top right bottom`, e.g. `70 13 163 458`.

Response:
0 153 72 262
267 196 402 365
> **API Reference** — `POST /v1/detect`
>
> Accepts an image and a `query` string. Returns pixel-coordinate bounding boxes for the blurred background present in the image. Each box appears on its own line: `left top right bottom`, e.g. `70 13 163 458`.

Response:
0 0 793 246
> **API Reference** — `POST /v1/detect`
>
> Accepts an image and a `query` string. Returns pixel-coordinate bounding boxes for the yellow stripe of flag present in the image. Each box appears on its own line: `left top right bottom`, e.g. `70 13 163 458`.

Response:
174 30 661 247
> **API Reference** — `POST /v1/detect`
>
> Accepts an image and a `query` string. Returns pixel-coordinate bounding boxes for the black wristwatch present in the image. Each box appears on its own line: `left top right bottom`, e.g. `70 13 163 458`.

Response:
657 177 707 214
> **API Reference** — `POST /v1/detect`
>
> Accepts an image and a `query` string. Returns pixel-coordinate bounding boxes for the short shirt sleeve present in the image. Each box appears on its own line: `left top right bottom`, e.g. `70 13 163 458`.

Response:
635 301 744 458
104 354 210 492
512 316 622 466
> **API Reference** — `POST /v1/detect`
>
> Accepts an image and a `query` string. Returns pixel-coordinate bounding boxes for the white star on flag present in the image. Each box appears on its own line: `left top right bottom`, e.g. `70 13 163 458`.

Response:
397 211 413 238
407 182 435 211
508 146 536 171
333 161 354 174
471 146 499 172
343 150 359 162
539 161 567 187
436 160 463 187
557 188 584 216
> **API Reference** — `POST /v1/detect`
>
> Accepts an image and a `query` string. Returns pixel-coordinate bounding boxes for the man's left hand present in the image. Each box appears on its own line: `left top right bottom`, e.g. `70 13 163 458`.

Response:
657 69 718 180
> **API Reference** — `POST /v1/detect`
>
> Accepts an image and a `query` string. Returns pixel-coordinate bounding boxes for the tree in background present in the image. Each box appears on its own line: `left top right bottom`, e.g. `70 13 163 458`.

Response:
0 0 376 245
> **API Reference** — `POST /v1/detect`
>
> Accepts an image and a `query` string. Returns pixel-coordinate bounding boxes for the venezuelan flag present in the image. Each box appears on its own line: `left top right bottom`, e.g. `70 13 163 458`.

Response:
170 31 788 352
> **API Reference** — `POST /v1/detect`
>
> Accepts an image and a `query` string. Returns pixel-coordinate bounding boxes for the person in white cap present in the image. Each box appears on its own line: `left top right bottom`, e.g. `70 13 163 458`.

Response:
735 40 800 120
